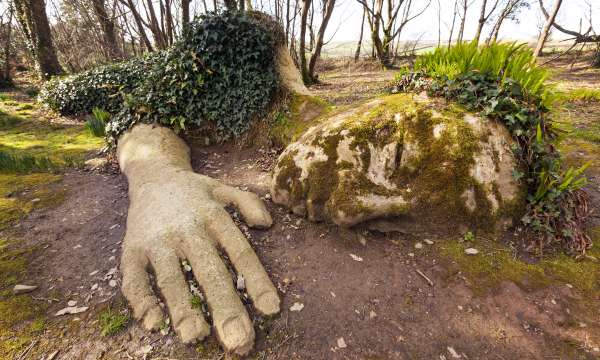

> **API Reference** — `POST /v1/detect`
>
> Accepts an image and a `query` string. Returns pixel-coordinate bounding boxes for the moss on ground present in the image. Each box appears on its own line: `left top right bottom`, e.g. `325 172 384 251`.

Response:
269 94 331 147
0 93 102 358
440 234 600 296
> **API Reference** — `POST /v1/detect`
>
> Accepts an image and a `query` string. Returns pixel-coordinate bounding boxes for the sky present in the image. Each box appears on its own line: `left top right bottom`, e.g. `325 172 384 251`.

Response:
317 0 599 44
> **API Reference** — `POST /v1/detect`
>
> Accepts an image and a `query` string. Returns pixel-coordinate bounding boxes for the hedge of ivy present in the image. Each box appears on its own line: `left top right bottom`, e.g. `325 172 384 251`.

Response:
40 11 280 142
392 42 591 254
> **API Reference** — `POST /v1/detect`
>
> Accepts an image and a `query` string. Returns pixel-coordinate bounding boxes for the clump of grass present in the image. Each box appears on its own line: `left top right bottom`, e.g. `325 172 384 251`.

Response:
99 307 129 336
556 88 600 103
85 108 109 137
0 151 57 174
412 41 552 106
394 42 591 255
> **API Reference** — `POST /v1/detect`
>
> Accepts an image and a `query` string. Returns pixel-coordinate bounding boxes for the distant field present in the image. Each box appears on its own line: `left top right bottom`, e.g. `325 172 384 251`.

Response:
320 39 594 58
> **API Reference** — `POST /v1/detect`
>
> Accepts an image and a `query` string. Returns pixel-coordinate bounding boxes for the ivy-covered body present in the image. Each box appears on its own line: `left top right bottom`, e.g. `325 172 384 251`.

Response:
272 93 525 229
40 12 281 143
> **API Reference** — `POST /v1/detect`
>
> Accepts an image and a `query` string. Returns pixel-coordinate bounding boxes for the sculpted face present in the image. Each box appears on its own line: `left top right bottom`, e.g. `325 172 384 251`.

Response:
271 93 524 229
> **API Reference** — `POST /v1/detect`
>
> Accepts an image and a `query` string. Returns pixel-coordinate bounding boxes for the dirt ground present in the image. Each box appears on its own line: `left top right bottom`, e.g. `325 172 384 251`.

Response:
1 54 600 360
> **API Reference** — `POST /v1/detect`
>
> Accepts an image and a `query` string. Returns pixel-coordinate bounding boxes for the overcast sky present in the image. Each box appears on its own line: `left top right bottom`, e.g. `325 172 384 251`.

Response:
317 0 599 43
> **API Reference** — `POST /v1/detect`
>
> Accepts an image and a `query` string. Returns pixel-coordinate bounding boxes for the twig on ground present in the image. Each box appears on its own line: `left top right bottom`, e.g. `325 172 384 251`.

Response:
416 269 434 287
17 339 38 360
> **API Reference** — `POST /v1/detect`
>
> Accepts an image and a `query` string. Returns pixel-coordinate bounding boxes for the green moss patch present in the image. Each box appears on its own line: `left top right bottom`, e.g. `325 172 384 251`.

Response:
440 237 600 296
275 92 520 227
0 91 103 358
269 94 331 147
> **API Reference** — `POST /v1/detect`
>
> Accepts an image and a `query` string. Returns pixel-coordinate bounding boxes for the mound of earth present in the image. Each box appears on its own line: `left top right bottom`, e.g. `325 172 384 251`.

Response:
271 93 525 229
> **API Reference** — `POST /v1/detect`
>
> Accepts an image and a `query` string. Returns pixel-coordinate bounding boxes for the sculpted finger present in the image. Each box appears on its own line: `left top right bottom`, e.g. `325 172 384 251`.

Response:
120 245 163 331
207 210 280 316
183 234 255 355
212 185 273 228
149 247 210 344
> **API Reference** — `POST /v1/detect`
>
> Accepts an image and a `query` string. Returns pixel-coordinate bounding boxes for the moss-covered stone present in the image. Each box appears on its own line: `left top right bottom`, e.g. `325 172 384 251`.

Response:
272 93 524 229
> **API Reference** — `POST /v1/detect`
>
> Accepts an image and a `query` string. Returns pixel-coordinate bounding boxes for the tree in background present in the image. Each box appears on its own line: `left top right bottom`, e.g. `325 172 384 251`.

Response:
0 3 14 87
473 0 500 44
486 0 529 43
355 7 365 61
14 0 63 78
299 0 335 84
91 0 123 60
357 0 431 67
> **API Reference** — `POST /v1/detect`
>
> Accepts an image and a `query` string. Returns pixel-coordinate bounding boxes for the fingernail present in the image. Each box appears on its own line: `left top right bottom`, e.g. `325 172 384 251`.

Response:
256 291 280 315
221 316 254 354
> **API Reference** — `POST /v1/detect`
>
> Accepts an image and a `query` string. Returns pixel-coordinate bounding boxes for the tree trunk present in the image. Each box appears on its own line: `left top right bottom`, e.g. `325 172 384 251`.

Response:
448 0 458 46
124 0 153 51
457 0 467 42
1 6 13 87
474 0 488 44
299 0 311 84
534 0 562 58
224 0 237 10
14 0 63 79
181 0 190 32
307 0 335 81
355 8 365 61
91 0 123 60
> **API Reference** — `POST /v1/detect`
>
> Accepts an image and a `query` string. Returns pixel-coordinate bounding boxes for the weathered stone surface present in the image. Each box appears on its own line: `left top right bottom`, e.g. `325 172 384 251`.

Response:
271 93 524 229
117 124 279 355
84 157 109 171
13 284 37 294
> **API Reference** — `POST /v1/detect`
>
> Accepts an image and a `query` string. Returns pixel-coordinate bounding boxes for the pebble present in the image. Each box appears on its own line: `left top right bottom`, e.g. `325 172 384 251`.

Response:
350 254 363 262
236 275 245 291
337 337 347 349
464 248 479 255
55 306 89 316
289 302 304 312
109 280 117 287
13 284 38 294
415 242 423 249
67 300 77 307
424 239 434 245
447 346 461 358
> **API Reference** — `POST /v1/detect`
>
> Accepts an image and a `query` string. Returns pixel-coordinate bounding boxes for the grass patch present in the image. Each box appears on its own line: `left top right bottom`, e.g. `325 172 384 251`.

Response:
0 238 47 358
85 108 108 137
99 307 129 336
555 88 600 103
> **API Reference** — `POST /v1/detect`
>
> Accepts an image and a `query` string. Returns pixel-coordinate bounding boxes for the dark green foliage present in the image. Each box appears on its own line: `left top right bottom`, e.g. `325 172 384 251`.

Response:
85 108 108 137
393 42 591 254
41 12 279 143
39 54 161 115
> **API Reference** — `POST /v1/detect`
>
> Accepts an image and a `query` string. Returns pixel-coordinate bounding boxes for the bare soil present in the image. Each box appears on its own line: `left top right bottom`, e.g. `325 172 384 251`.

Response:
2 59 600 360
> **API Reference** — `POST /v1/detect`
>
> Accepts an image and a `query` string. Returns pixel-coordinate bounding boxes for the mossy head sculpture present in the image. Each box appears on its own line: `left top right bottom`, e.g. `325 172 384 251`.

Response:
271 93 526 231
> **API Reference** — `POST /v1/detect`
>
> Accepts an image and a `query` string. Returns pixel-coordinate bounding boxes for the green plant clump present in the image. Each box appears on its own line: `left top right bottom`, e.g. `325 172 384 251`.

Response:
393 42 590 254
40 11 280 144
99 307 129 336
85 108 109 137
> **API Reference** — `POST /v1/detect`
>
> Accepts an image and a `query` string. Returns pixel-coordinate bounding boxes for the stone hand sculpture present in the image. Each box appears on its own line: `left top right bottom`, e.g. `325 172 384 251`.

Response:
117 124 280 355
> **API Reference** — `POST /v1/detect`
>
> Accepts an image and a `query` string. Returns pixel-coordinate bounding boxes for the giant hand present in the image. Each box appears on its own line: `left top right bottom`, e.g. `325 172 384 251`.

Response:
117 124 279 355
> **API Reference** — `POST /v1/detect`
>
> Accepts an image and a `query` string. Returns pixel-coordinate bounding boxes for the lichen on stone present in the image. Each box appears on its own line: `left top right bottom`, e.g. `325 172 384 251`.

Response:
272 93 524 230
